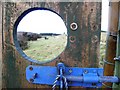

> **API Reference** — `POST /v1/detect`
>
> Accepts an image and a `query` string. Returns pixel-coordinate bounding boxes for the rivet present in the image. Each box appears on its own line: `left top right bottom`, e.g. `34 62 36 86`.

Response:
84 70 88 74
69 69 72 73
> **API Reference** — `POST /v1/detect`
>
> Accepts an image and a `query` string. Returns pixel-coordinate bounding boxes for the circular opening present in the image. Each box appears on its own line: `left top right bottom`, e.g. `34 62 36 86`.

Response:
13 7 68 64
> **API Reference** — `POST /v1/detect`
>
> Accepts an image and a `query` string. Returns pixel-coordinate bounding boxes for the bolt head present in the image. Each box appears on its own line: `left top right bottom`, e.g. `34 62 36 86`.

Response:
29 78 34 83
29 67 33 71
84 70 88 74
69 69 72 73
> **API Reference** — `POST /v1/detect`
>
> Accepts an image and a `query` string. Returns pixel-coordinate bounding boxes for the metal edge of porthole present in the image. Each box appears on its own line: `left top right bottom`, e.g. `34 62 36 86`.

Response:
13 7 68 64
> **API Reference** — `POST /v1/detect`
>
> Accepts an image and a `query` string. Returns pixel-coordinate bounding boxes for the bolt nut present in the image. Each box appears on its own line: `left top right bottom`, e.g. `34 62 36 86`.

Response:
70 22 78 31
114 57 120 61
29 67 33 71
69 69 72 73
33 73 37 79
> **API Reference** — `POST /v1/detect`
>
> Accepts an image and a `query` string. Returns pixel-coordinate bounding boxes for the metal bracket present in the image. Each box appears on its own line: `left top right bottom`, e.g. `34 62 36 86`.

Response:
114 56 120 61
26 63 119 88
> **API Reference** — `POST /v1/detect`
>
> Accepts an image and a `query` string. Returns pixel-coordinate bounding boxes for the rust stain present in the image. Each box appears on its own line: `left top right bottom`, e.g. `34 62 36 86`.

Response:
2 2 101 88
82 2 90 27
103 2 118 88
81 44 89 67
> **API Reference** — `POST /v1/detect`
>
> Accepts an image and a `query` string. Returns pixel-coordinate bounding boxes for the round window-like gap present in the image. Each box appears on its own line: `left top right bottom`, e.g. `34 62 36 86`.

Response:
13 7 68 64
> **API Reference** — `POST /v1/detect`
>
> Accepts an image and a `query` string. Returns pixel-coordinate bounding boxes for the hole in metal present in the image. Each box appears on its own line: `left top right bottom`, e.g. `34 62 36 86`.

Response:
69 36 76 43
13 7 68 64
91 9 93 12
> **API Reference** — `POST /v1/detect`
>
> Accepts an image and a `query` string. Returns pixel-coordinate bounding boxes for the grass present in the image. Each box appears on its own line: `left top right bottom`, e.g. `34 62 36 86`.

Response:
23 32 107 67
23 35 67 61
99 32 107 67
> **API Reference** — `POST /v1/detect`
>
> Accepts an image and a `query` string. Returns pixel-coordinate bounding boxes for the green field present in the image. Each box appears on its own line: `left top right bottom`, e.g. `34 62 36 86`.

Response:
99 32 107 67
23 32 107 67
23 35 67 62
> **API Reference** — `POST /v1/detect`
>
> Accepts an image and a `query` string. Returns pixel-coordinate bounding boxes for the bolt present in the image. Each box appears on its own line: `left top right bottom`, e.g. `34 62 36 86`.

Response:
29 78 34 83
33 73 37 79
69 69 72 74
29 67 33 71
114 57 120 61
84 70 88 74
72 24 76 29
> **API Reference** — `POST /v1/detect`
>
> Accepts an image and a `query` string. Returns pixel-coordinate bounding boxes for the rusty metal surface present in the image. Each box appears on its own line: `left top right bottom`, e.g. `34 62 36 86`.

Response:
2 2 101 88
103 2 118 88
0 1 2 89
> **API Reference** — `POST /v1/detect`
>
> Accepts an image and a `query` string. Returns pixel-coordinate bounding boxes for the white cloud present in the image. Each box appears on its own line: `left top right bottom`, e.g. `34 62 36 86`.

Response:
17 10 67 34
101 0 109 31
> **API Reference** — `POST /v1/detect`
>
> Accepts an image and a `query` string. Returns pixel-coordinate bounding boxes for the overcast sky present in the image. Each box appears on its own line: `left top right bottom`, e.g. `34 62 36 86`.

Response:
17 10 67 34
17 0 109 33
101 0 109 31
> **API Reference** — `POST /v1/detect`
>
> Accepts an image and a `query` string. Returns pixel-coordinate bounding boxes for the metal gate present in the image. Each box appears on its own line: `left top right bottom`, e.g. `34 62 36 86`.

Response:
2 1 118 89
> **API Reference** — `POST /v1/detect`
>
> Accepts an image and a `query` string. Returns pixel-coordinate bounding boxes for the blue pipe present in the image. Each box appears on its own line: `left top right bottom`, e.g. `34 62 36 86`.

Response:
65 75 119 83
65 76 83 82
99 76 119 83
